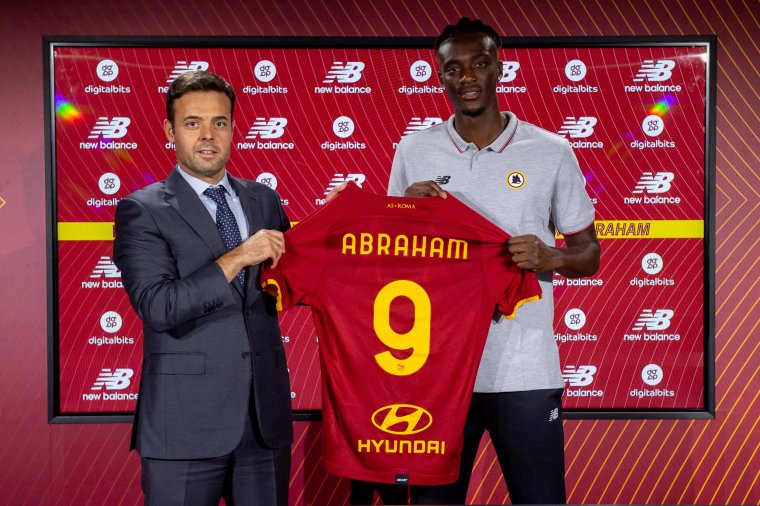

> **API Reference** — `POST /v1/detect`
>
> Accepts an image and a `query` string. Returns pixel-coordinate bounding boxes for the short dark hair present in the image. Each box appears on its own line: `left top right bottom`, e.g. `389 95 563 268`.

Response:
434 17 502 54
165 70 236 125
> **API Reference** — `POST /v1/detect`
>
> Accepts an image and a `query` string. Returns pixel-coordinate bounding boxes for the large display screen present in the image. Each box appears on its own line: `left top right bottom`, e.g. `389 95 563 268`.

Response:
46 37 716 421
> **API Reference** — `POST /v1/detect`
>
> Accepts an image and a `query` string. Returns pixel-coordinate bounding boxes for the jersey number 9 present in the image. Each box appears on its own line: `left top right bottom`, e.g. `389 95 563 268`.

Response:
373 280 431 376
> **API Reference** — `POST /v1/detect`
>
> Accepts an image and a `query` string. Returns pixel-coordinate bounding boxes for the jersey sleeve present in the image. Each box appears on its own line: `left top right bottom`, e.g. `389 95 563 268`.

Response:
446 195 543 319
551 141 596 235
260 199 333 311
495 265 542 319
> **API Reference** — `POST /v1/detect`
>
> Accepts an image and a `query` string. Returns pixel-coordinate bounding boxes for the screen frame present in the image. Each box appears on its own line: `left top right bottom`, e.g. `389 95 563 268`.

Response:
45 35 717 423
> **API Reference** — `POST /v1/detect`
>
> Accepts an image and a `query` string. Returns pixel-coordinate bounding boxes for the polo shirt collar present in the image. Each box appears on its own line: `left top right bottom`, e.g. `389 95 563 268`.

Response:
445 111 519 154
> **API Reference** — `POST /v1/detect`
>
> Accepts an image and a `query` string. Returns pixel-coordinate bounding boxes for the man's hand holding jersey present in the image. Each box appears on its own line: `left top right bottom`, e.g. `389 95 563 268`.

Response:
402 180 599 277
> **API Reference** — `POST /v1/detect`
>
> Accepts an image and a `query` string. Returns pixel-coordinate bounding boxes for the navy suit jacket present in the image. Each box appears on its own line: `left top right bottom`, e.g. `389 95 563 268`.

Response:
113 168 293 459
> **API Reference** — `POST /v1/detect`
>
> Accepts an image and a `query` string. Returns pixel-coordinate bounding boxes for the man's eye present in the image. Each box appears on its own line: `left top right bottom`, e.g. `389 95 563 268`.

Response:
215 121 228 128
186 121 197 128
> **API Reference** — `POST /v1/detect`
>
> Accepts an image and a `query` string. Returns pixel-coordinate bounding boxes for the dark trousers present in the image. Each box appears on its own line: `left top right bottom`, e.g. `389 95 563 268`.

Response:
141 412 290 506
350 479 409 505
411 389 566 505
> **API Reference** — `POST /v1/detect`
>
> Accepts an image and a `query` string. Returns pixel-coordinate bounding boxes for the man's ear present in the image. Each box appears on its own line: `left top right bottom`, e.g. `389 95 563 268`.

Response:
438 71 444 86
163 119 174 142
496 60 503 82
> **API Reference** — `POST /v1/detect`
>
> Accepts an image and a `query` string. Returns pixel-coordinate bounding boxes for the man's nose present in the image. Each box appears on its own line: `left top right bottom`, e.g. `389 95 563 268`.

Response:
199 123 213 139
460 65 476 82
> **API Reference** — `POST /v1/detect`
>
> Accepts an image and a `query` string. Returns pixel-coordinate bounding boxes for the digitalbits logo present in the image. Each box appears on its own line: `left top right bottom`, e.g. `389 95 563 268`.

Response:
634 60 676 82
333 116 355 139
246 118 287 139
92 368 134 390
96 59 119 82
562 365 597 387
100 311 123 334
500 61 520 82
98 172 121 195
254 60 276 82
642 114 665 137
633 172 675 194
564 60 587 82
323 62 365 83
641 364 663 386
564 308 587 330
410 60 433 82
88 117 131 139
256 172 278 190
557 116 597 138
166 61 209 82
641 252 664 275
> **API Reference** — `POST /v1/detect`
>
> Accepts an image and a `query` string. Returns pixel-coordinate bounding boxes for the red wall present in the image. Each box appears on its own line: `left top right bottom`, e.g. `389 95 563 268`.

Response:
0 0 757 504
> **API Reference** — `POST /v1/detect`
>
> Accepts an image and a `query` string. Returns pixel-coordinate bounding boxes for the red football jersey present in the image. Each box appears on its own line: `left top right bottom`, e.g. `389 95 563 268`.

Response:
262 184 541 485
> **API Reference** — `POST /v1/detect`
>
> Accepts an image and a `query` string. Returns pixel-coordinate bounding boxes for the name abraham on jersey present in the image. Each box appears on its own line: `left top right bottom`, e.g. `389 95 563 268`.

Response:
341 232 468 260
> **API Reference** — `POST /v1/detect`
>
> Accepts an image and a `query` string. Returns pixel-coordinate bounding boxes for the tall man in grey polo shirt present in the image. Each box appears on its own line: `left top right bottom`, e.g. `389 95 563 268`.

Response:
388 18 600 505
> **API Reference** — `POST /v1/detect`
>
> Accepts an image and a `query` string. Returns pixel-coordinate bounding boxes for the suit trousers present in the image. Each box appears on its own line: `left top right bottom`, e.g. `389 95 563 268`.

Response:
141 407 290 506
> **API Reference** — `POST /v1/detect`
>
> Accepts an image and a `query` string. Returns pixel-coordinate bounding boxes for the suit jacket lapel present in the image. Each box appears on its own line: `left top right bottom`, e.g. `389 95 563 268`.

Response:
165 168 245 297
231 176 261 295
231 176 261 236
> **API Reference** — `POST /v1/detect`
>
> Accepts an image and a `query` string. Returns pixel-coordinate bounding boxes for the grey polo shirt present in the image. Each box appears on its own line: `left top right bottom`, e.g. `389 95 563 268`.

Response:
389 112 595 392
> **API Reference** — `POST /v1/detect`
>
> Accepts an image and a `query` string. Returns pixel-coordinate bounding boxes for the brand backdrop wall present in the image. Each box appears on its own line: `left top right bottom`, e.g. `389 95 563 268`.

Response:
0 0 757 504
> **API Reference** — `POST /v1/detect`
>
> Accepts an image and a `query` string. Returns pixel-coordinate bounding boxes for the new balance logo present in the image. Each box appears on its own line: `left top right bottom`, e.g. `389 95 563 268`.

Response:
402 117 442 137
166 61 209 82
557 116 597 138
323 62 365 83
91 368 133 390
88 117 131 139
548 408 559 422
434 176 451 185
90 256 121 279
562 365 597 387
633 309 674 331
633 60 675 82
324 173 365 195
633 172 675 194
500 61 521 82
246 118 287 139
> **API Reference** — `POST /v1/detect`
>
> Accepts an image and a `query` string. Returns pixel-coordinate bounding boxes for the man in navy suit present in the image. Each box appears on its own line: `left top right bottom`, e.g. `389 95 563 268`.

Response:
114 70 292 506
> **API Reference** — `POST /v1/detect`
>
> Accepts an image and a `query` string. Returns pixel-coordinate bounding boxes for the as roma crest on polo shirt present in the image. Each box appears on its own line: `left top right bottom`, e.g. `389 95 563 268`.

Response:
506 171 525 189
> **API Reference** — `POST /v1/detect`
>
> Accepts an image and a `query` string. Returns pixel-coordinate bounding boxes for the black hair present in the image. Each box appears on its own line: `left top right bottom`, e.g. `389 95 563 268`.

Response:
434 17 502 54
165 70 235 125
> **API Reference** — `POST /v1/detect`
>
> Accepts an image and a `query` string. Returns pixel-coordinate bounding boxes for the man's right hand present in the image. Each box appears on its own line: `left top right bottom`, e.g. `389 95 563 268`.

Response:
216 229 285 282
404 180 447 198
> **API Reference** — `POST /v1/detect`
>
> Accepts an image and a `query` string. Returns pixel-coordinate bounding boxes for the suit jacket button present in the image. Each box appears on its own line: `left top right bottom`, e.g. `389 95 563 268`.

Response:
241 352 251 359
